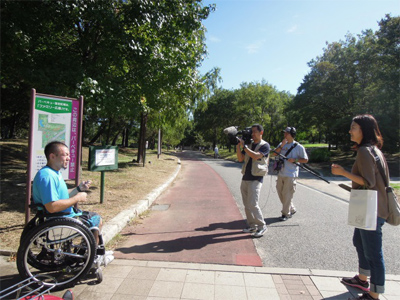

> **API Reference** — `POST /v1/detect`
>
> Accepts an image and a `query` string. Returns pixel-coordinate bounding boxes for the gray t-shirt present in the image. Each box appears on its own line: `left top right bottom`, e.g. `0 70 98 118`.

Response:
277 141 308 178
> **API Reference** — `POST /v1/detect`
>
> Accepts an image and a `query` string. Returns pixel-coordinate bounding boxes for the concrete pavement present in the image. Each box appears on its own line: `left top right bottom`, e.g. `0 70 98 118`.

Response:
1 151 399 299
1 255 400 299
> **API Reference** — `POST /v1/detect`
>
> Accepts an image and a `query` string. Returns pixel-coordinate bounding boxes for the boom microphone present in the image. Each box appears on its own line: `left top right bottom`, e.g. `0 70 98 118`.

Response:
223 126 238 136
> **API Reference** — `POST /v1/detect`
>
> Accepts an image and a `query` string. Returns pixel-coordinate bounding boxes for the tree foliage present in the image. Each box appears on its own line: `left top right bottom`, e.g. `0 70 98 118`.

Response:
194 81 293 149
293 15 399 152
1 0 214 159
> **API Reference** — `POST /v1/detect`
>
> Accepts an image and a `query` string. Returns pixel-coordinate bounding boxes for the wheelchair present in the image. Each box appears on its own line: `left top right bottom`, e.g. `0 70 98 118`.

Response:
16 204 107 290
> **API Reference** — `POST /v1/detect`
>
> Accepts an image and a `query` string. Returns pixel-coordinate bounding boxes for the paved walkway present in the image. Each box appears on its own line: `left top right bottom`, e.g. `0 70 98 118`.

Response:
1 151 399 299
2 256 400 300
114 156 261 266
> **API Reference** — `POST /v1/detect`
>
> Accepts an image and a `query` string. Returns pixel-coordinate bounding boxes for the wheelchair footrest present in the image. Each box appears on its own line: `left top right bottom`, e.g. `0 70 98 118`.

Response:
96 246 105 256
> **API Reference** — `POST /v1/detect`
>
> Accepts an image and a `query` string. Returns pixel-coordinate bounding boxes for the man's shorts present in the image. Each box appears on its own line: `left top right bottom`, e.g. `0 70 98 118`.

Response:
76 211 101 228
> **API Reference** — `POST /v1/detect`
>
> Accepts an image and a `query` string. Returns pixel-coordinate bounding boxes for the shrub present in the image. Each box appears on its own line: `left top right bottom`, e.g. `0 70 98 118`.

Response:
309 148 331 163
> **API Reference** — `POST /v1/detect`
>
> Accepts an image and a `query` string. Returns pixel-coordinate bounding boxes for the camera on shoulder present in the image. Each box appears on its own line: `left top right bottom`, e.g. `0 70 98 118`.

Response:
223 126 253 145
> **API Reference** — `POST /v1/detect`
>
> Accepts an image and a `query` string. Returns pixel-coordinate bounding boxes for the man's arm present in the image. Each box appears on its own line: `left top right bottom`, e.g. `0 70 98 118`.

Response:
287 157 308 164
287 145 308 164
44 192 87 213
244 146 265 160
236 143 245 162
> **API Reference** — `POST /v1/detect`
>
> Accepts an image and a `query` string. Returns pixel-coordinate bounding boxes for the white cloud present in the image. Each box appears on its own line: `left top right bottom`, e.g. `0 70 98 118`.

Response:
245 40 266 54
208 35 221 43
287 25 298 33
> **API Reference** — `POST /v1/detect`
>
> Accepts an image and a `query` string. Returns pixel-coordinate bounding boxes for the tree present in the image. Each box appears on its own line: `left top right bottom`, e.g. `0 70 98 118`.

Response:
193 81 292 149
293 15 399 152
1 0 215 157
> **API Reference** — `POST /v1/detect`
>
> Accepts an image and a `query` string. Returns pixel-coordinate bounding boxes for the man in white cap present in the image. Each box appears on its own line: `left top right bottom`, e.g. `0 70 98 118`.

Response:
273 127 308 221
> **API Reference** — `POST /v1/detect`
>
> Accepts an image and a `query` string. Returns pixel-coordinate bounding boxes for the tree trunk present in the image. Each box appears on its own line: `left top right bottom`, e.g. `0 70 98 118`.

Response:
136 112 148 164
112 129 121 146
121 128 126 147
89 123 106 144
123 127 130 147
105 118 113 145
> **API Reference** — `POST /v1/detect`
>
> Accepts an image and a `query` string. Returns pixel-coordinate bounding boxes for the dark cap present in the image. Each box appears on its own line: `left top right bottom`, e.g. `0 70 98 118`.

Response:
282 127 296 136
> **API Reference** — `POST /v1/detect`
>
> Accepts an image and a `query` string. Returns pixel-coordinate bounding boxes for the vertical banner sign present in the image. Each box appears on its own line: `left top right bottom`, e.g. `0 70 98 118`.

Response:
26 90 83 224
30 94 79 181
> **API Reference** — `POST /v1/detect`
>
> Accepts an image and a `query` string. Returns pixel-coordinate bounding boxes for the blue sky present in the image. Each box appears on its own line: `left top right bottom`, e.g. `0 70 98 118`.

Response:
198 0 400 95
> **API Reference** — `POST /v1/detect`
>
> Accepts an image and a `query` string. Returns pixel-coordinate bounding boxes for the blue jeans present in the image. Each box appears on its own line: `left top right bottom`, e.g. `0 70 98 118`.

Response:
353 217 386 293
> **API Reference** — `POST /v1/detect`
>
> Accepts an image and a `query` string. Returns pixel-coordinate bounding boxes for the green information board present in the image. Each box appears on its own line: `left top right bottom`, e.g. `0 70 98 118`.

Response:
88 146 118 171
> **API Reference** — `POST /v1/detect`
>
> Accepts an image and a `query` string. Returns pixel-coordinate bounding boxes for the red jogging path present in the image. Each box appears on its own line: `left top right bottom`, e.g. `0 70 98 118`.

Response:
114 151 262 266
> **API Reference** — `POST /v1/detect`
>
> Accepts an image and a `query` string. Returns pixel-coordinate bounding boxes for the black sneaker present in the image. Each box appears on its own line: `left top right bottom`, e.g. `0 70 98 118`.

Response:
341 275 370 292
347 293 378 300
279 214 291 221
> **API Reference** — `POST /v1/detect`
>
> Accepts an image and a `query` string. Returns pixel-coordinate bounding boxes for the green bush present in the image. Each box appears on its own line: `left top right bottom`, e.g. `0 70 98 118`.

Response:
309 148 331 163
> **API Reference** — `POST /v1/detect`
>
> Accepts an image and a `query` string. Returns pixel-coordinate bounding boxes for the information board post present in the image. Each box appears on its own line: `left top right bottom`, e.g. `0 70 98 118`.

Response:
100 171 106 204
88 146 118 204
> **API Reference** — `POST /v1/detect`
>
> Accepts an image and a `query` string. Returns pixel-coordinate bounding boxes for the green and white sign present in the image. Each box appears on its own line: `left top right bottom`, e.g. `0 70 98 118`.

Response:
30 94 80 181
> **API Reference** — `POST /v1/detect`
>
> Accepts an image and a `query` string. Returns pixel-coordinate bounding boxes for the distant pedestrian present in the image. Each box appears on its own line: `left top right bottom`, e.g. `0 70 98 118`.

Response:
331 114 389 300
236 124 270 238
214 145 219 158
273 127 308 221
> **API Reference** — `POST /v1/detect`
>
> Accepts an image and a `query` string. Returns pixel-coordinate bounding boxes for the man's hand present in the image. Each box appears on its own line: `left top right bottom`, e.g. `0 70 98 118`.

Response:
238 138 245 147
76 192 88 203
78 180 92 192
281 138 288 148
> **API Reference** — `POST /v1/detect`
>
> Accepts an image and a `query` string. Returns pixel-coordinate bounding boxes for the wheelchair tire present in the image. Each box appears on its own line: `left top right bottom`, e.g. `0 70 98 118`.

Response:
20 215 42 244
17 218 96 289
95 268 103 284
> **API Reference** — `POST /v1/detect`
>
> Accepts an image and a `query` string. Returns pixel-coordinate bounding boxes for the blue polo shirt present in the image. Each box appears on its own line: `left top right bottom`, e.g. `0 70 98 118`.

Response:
32 166 79 217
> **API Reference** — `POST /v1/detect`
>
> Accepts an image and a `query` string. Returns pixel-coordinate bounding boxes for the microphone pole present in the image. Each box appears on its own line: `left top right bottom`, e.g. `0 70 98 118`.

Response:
273 150 330 184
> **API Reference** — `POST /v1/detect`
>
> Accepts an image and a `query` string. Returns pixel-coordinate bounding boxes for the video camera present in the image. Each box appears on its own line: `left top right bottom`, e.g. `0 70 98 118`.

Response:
223 126 253 145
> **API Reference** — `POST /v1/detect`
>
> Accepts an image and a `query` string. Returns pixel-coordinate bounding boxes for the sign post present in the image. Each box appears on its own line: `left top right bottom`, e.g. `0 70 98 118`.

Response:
88 146 118 203
26 89 83 224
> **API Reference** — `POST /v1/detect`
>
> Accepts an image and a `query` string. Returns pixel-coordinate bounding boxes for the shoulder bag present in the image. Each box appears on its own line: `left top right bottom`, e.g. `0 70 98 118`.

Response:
273 142 297 172
371 148 400 226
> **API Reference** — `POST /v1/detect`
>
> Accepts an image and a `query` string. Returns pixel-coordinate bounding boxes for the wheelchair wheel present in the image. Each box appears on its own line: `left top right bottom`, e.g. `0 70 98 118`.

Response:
17 218 96 289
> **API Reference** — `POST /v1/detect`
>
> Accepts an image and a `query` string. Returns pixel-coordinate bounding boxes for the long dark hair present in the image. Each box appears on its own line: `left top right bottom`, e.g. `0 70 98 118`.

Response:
352 114 384 149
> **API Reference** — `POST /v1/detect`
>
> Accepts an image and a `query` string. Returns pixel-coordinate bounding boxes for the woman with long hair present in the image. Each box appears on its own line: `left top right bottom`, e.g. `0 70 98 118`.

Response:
331 114 390 300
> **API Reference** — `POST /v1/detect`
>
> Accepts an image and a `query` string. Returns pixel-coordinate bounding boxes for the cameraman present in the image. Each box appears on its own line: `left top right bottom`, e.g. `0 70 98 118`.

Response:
236 124 270 238
274 127 308 221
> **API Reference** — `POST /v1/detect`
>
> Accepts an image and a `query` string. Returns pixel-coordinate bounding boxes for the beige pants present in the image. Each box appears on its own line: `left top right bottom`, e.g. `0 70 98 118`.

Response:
240 180 266 228
276 175 297 216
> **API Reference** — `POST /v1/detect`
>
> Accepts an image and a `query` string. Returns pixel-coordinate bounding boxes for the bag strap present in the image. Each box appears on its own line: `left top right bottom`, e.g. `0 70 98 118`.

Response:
370 147 389 187
284 142 298 158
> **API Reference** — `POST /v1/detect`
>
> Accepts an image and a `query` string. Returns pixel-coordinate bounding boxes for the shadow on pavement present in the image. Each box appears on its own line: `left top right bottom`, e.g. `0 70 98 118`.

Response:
117 230 253 254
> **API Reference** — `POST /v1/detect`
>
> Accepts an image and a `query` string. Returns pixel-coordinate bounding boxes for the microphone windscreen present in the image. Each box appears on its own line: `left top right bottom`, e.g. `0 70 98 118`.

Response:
223 126 238 135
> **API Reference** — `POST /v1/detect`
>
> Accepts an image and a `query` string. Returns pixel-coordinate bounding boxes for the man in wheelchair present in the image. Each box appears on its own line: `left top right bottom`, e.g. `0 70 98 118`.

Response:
32 141 114 266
